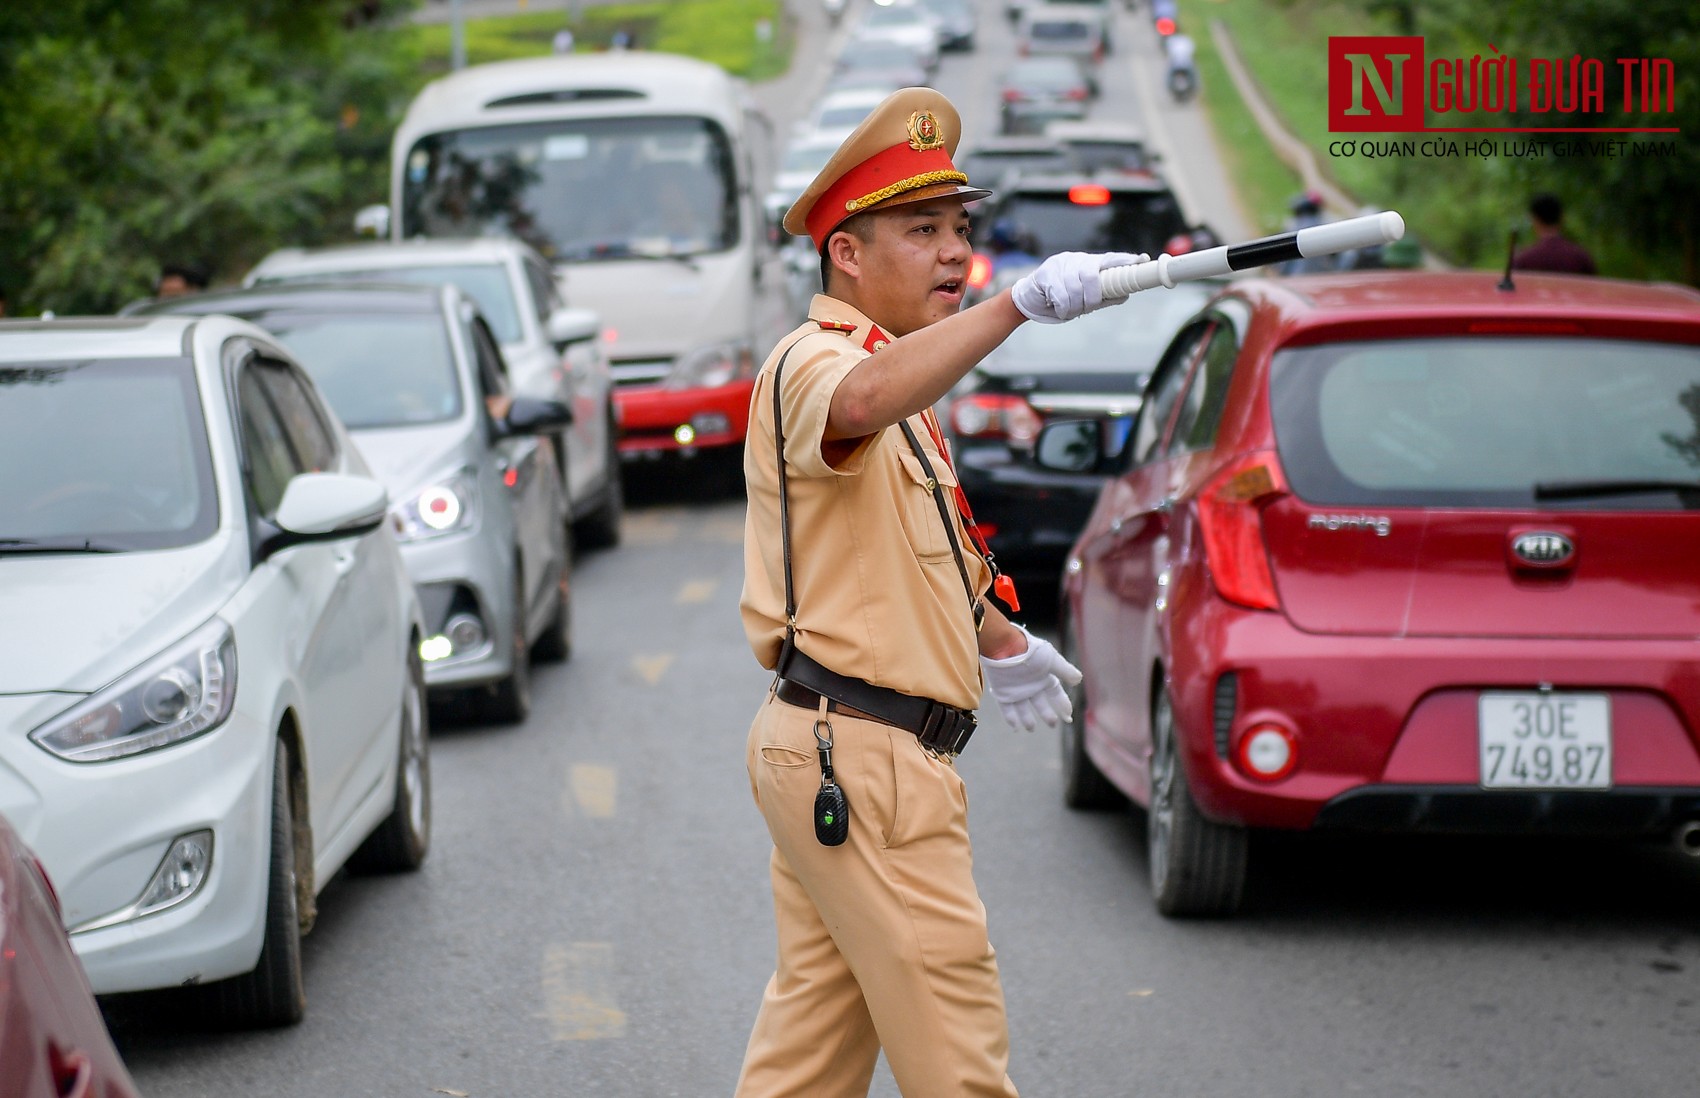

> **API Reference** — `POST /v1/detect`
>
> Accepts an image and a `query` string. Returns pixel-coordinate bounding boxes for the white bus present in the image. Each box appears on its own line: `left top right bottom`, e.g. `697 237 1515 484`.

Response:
388 53 772 467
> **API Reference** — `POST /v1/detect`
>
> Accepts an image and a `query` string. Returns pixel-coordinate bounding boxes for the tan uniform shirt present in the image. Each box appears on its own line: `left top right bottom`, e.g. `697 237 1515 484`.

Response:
741 294 992 712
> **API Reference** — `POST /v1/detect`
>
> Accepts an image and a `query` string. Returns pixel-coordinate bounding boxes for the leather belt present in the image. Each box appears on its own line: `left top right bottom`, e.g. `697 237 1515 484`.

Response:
774 647 978 757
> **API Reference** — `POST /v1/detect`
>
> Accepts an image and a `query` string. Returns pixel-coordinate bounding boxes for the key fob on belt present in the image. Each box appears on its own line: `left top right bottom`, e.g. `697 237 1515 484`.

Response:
815 780 849 846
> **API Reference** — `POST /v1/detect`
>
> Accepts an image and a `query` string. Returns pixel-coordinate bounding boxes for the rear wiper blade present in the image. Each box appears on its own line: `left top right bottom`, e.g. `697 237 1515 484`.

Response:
1533 478 1700 501
0 538 123 554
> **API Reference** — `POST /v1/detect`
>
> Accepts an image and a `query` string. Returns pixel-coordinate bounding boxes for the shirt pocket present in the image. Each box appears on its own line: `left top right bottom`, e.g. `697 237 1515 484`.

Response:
894 447 960 564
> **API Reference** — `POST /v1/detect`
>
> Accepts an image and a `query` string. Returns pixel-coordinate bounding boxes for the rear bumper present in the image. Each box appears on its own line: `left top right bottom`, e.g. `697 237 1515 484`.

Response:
615 379 753 455
1164 598 1700 833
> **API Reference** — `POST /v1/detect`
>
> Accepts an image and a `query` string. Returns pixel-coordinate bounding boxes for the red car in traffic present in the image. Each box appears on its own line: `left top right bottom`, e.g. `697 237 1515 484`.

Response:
0 813 140 1098
1041 271 1700 916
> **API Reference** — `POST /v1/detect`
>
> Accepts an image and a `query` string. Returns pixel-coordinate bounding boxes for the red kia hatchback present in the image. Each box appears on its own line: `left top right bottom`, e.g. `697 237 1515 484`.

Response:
1041 271 1700 917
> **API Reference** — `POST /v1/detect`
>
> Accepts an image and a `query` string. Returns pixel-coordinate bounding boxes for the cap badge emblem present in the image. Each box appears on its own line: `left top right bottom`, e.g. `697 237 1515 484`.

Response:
907 110 944 151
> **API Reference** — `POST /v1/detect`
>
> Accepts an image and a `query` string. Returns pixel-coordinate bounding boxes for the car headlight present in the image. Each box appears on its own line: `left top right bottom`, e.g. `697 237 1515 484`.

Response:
665 342 755 390
390 468 479 542
31 620 237 763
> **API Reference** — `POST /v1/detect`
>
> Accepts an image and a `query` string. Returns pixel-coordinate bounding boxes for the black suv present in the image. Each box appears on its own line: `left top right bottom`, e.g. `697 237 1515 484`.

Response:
973 170 1189 260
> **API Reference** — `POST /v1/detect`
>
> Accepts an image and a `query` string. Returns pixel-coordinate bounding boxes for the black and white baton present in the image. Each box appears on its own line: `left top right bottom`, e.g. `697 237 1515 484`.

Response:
1101 211 1407 299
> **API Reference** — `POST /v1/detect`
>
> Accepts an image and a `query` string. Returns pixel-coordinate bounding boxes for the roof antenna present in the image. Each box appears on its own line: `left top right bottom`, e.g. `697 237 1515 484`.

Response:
1497 228 1518 291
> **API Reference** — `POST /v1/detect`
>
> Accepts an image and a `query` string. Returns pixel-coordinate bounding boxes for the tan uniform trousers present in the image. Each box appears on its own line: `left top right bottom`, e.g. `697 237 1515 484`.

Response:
736 693 1019 1098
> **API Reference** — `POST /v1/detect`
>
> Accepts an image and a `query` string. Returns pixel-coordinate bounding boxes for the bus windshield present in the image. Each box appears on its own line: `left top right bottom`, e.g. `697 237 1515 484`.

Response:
400 115 739 263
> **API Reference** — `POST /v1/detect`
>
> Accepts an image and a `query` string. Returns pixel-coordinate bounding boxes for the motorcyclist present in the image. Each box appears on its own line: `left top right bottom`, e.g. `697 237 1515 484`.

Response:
1164 32 1197 101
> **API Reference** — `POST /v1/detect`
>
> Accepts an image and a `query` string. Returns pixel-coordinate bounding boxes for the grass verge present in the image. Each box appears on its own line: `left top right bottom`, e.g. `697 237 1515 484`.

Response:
405 0 793 85
1177 0 1301 235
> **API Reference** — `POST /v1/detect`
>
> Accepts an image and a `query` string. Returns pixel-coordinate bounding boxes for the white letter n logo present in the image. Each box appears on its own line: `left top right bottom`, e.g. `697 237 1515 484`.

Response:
1344 53 1408 115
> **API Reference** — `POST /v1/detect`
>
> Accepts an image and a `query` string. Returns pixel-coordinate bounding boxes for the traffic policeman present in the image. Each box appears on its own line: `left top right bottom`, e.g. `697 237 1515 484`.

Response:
737 87 1144 1097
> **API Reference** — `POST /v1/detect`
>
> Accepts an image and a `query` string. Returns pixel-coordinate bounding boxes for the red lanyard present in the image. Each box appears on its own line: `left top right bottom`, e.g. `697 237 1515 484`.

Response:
920 410 1020 612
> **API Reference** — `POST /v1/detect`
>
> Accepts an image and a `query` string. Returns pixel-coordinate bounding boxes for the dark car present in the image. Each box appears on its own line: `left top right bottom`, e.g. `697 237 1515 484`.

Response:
917 0 977 50
974 169 1190 260
957 136 1073 192
998 56 1093 134
1044 120 1157 172
0 812 141 1098
946 279 1217 592
1043 272 1700 918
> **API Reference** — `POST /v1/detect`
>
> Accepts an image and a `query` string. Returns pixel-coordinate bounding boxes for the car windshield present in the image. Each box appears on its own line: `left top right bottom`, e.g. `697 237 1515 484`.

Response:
996 190 1188 256
863 6 927 27
0 357 218 550
248 312 465 430
400 116 739 264
1029 20 1093 40
1007 59 1084 91
783 144 836 174
1270 337 1700 509
841 45 923 69
816 104 875 130
259 263 522 343
988 283 1211 373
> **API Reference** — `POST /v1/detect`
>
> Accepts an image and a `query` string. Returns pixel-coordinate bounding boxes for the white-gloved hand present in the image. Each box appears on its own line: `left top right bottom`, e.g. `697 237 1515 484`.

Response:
1010 251 1149 325
980 625 1085 732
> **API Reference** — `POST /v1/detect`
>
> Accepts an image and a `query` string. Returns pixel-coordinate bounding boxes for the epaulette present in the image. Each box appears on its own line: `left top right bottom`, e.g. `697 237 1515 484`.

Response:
817 320 857 335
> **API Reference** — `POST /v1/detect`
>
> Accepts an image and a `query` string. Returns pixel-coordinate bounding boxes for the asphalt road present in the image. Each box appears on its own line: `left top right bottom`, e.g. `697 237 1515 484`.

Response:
109 3 1700 1096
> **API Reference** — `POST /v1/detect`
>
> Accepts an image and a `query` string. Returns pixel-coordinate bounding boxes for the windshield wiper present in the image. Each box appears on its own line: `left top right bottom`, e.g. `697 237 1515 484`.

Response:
1533 478 1700 502
0 538 123 554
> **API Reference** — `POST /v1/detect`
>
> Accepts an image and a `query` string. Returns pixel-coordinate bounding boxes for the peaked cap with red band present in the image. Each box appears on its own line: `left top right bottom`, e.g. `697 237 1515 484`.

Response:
783 87 992 250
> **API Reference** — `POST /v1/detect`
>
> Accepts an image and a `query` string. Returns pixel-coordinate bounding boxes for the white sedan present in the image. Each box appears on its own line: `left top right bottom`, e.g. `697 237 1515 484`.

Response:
0 315 430 1027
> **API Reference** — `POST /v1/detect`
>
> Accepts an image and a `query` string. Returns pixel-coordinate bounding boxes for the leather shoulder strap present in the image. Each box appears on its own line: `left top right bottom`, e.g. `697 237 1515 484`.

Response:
897 419 985 631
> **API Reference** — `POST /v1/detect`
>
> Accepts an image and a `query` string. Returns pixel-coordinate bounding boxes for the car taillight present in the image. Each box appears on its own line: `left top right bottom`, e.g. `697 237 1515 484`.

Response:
1066 86 1089 100
950 393 1043 446
1002 88 1025 102
1197 451 1287 610
1163 232 1194 256
968 253 993 290
1068 183 1111 205
1155 16 1177 36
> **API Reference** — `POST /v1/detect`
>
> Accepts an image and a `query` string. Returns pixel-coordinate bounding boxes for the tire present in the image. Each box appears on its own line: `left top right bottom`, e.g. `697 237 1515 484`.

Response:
1147 684 1248 917
483 573 533 725
532 532 573 664
204 738 305 1027
1059 624 1122 810
350 647 432 873
575 429 623 549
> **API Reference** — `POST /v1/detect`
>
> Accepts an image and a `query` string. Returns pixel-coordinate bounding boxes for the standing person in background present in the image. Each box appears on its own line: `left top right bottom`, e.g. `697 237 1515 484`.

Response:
1512 193 1597 274
154 262 209 299
736 87 1144 1098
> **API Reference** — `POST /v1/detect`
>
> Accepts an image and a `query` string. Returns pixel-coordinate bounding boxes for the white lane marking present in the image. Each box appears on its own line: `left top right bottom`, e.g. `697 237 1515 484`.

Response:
677 579 719 604
541 943 627 1040
568 764 617 818
633 653 674 685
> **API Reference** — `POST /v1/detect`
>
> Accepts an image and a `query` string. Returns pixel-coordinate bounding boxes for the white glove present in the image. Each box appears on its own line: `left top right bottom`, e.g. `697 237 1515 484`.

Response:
1010 251 1149 324
979 626 1085 733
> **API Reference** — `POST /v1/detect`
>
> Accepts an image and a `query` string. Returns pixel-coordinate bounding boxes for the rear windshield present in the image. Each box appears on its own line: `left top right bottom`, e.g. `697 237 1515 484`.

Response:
252 312 465 430
994 190 1187 257
401 116 739 264
0 357 218 550
1029 21 1093 40
1270 337 1700 509
259 263 521 343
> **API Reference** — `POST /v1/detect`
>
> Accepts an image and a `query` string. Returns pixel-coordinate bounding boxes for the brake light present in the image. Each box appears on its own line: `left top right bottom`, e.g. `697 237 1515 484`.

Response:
1197 451 1288 610
1155 16 1176 36
1163 232 1194 256
950 393 1043 445
968 253 993 290
1003 88 1025 102
1068 184 1111 206
1066 86 1089 101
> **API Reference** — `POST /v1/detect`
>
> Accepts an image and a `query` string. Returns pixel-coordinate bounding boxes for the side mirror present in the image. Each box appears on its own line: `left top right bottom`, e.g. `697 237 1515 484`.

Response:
354 204 391 238
1033 419 1106 474
545 307 599 349
501 396 574 436
262 473 388 558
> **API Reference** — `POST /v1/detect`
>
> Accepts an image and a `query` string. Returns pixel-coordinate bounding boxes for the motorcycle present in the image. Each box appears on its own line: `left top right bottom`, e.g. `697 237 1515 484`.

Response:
1167 64 1197 103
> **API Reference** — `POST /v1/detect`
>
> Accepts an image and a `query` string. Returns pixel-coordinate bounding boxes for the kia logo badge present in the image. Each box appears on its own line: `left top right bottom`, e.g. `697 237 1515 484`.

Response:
1511 531 1575 567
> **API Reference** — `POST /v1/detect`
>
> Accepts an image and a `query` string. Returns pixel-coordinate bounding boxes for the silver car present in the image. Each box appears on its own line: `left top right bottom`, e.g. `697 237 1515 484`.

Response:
140 283 573 723
245 238 624 548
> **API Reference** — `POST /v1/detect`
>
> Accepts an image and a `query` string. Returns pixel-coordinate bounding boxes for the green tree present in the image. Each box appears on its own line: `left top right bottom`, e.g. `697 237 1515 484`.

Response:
0 0 419 315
